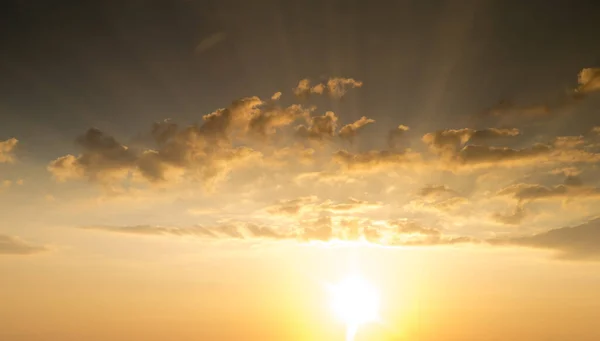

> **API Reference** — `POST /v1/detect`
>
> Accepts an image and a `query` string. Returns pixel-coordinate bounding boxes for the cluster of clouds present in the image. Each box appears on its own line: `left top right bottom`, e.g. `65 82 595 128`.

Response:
4 68 600 259
45 69 600 191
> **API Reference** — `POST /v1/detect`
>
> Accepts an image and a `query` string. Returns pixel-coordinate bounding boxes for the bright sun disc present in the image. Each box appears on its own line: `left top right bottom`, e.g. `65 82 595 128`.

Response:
329 276 380 328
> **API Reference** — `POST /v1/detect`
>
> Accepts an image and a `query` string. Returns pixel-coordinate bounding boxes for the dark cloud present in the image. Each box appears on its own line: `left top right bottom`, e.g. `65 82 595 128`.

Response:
0 234 46 255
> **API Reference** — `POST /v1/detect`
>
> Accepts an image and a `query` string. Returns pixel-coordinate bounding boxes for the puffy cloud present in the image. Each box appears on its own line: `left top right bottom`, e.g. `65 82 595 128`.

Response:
248 104 311 138
293 77 363 99
49 97 270 188
575 67 600 95
387 125 410 149
493 218 600 260
592 126 600 134
295 111 339 141
338 116 375 143
325 77 364 99
0 138 18 163
0 234 46 255
48 129 136 183
271 92 282 100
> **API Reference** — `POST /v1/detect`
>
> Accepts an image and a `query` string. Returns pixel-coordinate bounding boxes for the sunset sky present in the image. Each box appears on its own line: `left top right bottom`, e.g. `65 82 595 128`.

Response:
2 1 600 340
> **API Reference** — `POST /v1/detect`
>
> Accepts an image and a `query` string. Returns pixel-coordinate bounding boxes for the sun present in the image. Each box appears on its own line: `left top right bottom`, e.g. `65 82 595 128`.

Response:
328 276 380 340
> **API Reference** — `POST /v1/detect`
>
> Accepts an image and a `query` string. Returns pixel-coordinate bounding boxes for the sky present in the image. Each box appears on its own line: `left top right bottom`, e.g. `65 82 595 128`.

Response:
2 0 600 340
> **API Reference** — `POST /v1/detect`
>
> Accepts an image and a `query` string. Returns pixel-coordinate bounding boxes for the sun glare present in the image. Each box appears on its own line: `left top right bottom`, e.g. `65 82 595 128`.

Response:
329 276 380 340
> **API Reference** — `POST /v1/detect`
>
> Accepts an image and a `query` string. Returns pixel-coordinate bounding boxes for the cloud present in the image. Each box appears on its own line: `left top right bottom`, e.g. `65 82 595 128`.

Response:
338 116 375 143
493 218 600 260
422 128 520 157
194 32 227 54
47 129 136 183
294 171 357 185
266 196 319 216
492 205 527 225
293 77 363 99
301 216 334 241
0 138 18 163
0 234 46 255
480 67 599 124
387 125 410 149
81 223 292 240
333 150 422 172
49 97 269 188
265 196 381 216
418 185 459 198
482 100 551 121
575 67 600 95
386 220 474 246
79 216 477 247
497 182 600 203
295 111 339 141
248 104 311 138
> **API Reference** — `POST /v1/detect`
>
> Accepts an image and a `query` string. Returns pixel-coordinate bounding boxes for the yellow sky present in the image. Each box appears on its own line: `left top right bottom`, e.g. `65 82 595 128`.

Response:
2 70 600 340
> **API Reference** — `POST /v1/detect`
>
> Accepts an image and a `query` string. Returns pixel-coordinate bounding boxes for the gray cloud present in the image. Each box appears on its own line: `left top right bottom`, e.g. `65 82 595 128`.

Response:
0 234 46 255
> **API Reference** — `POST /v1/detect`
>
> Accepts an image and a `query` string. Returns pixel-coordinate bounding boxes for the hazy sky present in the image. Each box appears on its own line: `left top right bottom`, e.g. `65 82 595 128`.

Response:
2 1 600 340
